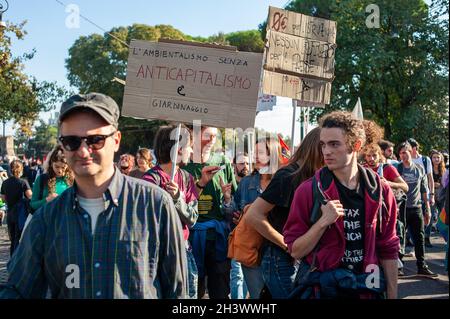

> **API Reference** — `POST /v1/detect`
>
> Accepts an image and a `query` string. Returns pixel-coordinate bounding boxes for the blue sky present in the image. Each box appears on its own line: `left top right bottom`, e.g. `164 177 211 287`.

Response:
8 0 289 87
6 0 304 140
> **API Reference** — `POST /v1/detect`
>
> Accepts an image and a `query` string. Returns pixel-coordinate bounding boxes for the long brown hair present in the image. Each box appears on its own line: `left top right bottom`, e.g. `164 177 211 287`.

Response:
290 127 324 189
44 145 74 194
136 148 154 169
430 149 446 178
255 135 283 175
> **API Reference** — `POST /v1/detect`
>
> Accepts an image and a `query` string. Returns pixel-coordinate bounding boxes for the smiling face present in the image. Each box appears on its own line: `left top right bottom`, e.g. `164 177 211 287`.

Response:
136 154 148 169
59 111 120 179
119 155 130 168
320 127 355 172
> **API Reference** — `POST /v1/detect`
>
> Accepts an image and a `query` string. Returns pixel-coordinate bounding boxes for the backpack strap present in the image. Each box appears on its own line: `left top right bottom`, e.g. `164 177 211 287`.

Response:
304 175 328 272
143 169 161 187
422 156 428 174
376 179 390 237
397 162 403 176
309 175 326 225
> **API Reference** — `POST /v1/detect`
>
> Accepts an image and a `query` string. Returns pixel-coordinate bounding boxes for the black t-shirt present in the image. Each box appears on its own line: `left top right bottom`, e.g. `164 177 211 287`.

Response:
0 177 31 209
333 175 365 273
261 162 299 236
433 171 442 186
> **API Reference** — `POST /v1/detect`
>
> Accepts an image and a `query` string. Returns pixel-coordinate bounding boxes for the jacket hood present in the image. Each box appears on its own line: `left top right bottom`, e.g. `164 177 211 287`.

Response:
316 164 382 202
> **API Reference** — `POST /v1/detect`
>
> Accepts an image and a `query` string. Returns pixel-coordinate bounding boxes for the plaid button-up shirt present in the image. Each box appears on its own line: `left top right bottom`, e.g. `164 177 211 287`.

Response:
0 169 187 299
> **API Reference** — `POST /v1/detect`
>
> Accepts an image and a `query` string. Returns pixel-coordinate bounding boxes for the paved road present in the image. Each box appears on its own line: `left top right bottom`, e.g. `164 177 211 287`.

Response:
398 233 448 299
0 224 448 299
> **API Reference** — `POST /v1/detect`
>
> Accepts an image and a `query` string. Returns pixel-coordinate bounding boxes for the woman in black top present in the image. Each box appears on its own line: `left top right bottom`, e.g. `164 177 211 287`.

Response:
0 160 32 256
246 128 323 298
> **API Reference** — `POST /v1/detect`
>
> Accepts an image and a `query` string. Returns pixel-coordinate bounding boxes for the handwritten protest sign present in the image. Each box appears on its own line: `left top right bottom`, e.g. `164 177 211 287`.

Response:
122 40 263 129
267 6 336 42
262 6 336 104
262 70 331 104
265 30 335 80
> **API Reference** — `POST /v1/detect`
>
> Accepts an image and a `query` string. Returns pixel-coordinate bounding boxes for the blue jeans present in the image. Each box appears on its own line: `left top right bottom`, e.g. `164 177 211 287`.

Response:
242 264 265 299
425 204 439 238
230 259 247 299
436 221 449 271
261 245 299 299
186 243 198 299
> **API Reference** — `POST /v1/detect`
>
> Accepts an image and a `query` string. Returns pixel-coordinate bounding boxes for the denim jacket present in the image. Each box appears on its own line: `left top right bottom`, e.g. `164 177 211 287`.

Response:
223 172 263 221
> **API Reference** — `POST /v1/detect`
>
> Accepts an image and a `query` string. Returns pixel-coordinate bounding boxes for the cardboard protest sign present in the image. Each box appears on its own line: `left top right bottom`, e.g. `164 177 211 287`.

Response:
122 40 263 129
267 6 336 42
262 70 331 104
262 6 336 104
265 30 335 80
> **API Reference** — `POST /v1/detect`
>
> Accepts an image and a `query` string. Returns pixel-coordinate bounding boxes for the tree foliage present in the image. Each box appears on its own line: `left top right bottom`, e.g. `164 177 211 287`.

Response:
15 120 58 159
276 0 449 154
0 21 69 136
226 30 265 53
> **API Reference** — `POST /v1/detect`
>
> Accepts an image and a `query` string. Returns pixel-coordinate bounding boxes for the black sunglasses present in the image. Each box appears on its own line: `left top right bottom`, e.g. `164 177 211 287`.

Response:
58 131 116 152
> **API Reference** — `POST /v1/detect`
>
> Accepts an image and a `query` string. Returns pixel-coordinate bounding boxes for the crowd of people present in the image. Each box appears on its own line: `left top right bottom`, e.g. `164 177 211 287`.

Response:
0 92 448 299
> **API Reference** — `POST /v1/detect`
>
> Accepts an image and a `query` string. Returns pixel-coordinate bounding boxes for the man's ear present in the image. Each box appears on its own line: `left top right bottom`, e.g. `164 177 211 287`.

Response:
353 140 362 152
113 131 122 152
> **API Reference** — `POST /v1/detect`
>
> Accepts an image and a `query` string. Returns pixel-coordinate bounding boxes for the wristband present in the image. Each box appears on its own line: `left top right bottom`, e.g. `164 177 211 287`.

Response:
196 180 205 189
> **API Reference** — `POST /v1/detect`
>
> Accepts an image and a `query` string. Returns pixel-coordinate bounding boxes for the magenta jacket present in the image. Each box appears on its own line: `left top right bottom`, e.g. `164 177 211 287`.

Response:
283 165 400 273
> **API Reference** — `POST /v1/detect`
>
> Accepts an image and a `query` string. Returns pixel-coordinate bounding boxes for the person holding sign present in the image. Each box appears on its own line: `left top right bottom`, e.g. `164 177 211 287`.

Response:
184 126 238 299
143 124 219 299
0 93 187 299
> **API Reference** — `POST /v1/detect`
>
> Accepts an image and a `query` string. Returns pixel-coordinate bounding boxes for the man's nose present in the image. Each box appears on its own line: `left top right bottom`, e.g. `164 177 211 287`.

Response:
76 140 92 157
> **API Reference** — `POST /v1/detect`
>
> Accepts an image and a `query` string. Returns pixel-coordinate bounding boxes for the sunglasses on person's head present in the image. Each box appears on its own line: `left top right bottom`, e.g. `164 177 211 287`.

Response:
58 131 116 152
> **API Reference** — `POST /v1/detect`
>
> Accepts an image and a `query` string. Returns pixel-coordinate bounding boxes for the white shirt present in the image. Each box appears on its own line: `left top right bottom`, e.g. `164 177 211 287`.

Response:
412 155 432 175
412 155 432 198
77 195 105 235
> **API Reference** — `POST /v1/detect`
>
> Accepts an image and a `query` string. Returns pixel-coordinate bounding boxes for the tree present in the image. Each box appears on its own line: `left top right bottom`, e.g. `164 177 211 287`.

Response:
0 21 69 136
261 0 449 154
25 120 58 159
226 30 265 53
66 24 191 155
